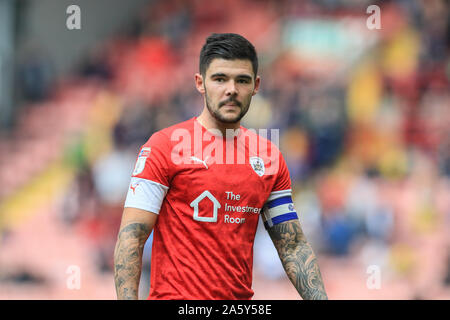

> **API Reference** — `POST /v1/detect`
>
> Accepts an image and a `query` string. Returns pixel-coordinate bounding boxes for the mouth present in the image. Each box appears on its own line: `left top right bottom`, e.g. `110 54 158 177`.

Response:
221 101 241 108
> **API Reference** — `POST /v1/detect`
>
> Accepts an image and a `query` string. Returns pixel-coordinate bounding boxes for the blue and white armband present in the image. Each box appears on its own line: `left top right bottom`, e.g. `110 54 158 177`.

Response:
262 190 298 229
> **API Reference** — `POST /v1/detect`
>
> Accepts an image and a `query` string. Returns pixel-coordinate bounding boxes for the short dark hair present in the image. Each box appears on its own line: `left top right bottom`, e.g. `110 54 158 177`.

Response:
199 33 258 78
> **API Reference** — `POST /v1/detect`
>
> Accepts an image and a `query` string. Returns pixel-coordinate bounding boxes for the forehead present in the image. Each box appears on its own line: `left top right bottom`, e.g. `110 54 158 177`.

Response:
206 58 254 77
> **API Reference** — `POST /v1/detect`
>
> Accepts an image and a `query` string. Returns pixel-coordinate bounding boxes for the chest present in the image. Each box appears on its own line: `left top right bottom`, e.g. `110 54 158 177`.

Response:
163 132 279 230
172 159 271 205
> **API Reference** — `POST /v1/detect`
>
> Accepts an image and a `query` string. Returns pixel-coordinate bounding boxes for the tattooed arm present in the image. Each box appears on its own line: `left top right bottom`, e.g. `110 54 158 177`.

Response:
114 207 157 300
267 219 328 300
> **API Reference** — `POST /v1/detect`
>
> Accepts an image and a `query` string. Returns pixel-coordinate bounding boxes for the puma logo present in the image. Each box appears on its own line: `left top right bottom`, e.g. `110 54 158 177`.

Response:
190 156 209 169
130 182 140 194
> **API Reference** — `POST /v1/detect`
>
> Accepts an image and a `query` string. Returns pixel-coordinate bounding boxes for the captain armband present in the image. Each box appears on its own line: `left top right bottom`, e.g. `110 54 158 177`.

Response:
262 195 298 229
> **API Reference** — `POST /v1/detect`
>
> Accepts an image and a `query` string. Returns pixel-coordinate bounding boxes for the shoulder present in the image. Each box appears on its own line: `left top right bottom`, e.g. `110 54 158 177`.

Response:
143 118 195 148
239 126 283 156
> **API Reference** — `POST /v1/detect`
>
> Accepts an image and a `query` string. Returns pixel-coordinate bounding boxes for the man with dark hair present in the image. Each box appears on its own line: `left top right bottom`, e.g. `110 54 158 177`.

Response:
114 33 328 300
199 33 258 78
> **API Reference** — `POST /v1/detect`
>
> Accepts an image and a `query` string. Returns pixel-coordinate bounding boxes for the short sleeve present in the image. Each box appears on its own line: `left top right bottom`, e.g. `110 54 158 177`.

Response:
262 151 298 228
124 131 172 214
270 151 291 194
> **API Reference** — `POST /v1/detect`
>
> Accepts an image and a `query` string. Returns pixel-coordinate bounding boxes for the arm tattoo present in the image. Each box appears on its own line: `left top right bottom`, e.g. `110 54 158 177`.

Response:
267 220 328 300
114 222 151 300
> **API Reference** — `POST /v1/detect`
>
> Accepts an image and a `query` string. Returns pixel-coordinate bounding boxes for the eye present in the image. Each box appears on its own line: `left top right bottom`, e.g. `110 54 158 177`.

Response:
214 78 225 83
236 78 252 84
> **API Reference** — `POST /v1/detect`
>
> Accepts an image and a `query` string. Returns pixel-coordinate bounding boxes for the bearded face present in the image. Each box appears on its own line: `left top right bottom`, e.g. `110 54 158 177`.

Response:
199 58 259 124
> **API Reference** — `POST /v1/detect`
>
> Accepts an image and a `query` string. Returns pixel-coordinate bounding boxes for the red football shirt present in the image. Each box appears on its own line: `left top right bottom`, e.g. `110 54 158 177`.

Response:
124 117 294 299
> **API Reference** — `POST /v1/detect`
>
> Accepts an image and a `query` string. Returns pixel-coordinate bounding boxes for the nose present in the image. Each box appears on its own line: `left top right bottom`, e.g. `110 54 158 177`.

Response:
225 80 238 96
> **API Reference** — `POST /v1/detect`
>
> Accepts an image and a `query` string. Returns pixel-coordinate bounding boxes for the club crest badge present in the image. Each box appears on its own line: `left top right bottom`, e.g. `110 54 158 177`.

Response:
133 147 151 176
250 156 265 177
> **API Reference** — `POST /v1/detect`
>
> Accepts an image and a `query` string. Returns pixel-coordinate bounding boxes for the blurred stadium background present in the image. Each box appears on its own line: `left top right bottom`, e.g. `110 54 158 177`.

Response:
0 0 449 300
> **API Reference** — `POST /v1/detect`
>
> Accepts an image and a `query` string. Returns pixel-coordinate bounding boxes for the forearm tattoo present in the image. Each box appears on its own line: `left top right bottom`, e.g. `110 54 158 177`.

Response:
114 222 151 300
267 220 328 300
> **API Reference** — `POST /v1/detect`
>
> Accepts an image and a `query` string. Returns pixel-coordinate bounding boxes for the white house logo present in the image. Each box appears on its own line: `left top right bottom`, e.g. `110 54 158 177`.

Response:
250 157 265 177
190 190 221 222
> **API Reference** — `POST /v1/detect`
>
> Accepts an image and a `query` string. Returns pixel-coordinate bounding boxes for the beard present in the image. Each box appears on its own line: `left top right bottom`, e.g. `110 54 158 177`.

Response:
204 89 251 124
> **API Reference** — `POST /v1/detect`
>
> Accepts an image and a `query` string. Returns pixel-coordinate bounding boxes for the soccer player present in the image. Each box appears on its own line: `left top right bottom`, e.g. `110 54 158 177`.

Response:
114 33 328 300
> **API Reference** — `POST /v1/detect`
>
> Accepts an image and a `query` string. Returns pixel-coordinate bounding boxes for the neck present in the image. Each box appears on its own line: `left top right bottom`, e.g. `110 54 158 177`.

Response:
197 107 241 137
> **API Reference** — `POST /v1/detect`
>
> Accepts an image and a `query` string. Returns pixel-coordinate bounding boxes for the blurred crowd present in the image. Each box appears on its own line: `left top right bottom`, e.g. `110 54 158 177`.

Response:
1 0 449 299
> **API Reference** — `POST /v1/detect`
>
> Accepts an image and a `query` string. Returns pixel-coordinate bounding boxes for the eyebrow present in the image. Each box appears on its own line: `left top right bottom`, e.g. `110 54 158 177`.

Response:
210 73 253 81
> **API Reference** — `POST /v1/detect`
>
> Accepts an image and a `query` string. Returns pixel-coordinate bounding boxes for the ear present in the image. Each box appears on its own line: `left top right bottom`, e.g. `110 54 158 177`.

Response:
252 76 261 96
195 73 205 94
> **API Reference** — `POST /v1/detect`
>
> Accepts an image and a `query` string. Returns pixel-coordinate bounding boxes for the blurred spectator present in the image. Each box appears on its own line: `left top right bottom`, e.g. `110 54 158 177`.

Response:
79 45 114 81
16 43 54 103
91 151 134 207
322 210 356 256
